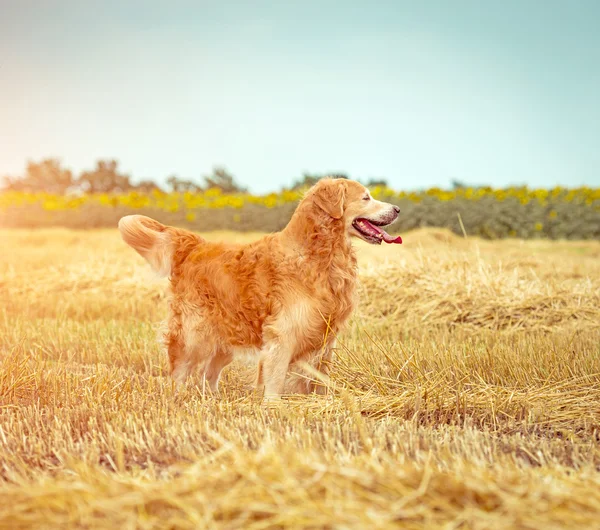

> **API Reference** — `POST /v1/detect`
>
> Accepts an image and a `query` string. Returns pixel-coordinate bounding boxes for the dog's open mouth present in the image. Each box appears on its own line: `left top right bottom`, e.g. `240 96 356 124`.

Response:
352 218 402 245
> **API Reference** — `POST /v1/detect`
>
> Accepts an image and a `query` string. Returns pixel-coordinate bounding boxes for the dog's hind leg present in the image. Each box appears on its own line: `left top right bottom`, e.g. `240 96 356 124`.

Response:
168 336 196 385
204 349 233 392
165 311 200 386
255 360 264 389
167 328 216 387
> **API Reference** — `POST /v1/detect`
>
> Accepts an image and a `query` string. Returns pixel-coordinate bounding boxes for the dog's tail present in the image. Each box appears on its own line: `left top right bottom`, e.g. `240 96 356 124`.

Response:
118 215 201 277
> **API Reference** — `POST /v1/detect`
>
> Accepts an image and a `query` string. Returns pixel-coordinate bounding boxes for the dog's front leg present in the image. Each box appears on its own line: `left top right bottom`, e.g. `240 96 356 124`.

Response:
310 338 337 395
258 340 294 401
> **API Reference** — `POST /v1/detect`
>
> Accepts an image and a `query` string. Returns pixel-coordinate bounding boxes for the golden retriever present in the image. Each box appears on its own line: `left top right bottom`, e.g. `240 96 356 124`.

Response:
118 178 401 399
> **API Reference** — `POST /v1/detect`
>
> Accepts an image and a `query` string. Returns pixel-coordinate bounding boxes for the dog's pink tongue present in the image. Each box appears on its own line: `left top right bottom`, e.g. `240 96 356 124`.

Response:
382 232 402 244
360 219 402 244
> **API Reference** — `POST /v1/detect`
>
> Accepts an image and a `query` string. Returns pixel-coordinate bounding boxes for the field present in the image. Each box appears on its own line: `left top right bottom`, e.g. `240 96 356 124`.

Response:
1 227 600 529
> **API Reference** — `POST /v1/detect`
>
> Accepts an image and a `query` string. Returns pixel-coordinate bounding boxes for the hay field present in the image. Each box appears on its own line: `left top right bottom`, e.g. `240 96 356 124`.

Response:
1 227 599 529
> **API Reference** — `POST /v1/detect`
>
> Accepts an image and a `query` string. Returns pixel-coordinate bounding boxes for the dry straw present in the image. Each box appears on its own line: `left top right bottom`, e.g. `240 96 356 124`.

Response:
0 228 599 528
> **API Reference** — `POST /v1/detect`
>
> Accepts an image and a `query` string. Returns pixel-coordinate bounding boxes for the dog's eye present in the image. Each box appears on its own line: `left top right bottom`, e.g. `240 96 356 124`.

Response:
362 195 370 201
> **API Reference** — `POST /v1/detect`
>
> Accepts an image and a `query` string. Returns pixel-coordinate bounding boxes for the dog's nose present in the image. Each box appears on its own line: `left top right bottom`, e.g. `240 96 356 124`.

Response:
393 205 400 214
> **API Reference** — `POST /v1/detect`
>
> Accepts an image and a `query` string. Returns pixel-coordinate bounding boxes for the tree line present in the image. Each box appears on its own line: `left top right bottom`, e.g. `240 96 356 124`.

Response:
1 158 389 194
1 159 244 194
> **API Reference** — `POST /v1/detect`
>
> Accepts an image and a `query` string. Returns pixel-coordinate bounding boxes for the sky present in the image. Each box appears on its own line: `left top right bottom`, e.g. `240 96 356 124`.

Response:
1 0 599 193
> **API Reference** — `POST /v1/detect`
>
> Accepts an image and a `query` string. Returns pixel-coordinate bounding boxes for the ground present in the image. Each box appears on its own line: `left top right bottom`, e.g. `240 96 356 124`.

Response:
0 228 599 529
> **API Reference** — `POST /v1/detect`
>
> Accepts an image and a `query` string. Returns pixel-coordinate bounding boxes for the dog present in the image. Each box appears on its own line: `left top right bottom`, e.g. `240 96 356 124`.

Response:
118 178 402 399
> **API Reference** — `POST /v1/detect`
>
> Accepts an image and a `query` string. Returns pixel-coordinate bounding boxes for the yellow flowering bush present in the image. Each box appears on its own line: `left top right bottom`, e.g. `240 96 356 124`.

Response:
1 185 598 211
1 185 599 239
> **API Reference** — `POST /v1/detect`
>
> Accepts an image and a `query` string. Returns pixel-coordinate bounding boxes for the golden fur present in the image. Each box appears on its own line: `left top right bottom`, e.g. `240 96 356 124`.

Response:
118 178 401 399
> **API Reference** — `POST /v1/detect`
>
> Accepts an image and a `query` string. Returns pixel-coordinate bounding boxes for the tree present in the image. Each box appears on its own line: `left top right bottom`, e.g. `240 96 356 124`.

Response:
328 173 349 180
166 175 203 193
289 172 348 190
365 178 389 187
451 179 468 190
203 166 246 193
2 159 74 193
78 160 132 193
135 179 164 193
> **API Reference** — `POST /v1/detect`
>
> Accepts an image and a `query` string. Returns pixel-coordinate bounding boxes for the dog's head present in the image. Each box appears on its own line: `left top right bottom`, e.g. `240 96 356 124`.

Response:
310 178 402 245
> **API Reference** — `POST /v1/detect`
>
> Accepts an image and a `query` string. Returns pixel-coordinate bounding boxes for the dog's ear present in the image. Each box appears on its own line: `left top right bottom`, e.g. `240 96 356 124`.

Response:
312 179 346 219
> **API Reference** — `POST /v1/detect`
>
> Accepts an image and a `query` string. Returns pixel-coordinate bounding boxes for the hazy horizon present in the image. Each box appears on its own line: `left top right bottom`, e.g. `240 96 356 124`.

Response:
1 0 599 193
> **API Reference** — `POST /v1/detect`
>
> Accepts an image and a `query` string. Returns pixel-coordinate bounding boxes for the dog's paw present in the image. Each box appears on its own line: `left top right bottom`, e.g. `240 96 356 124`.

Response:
261 394 283 409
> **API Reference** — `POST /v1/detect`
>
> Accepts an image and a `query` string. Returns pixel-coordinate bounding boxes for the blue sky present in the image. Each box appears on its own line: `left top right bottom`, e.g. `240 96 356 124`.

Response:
1 0 599 193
